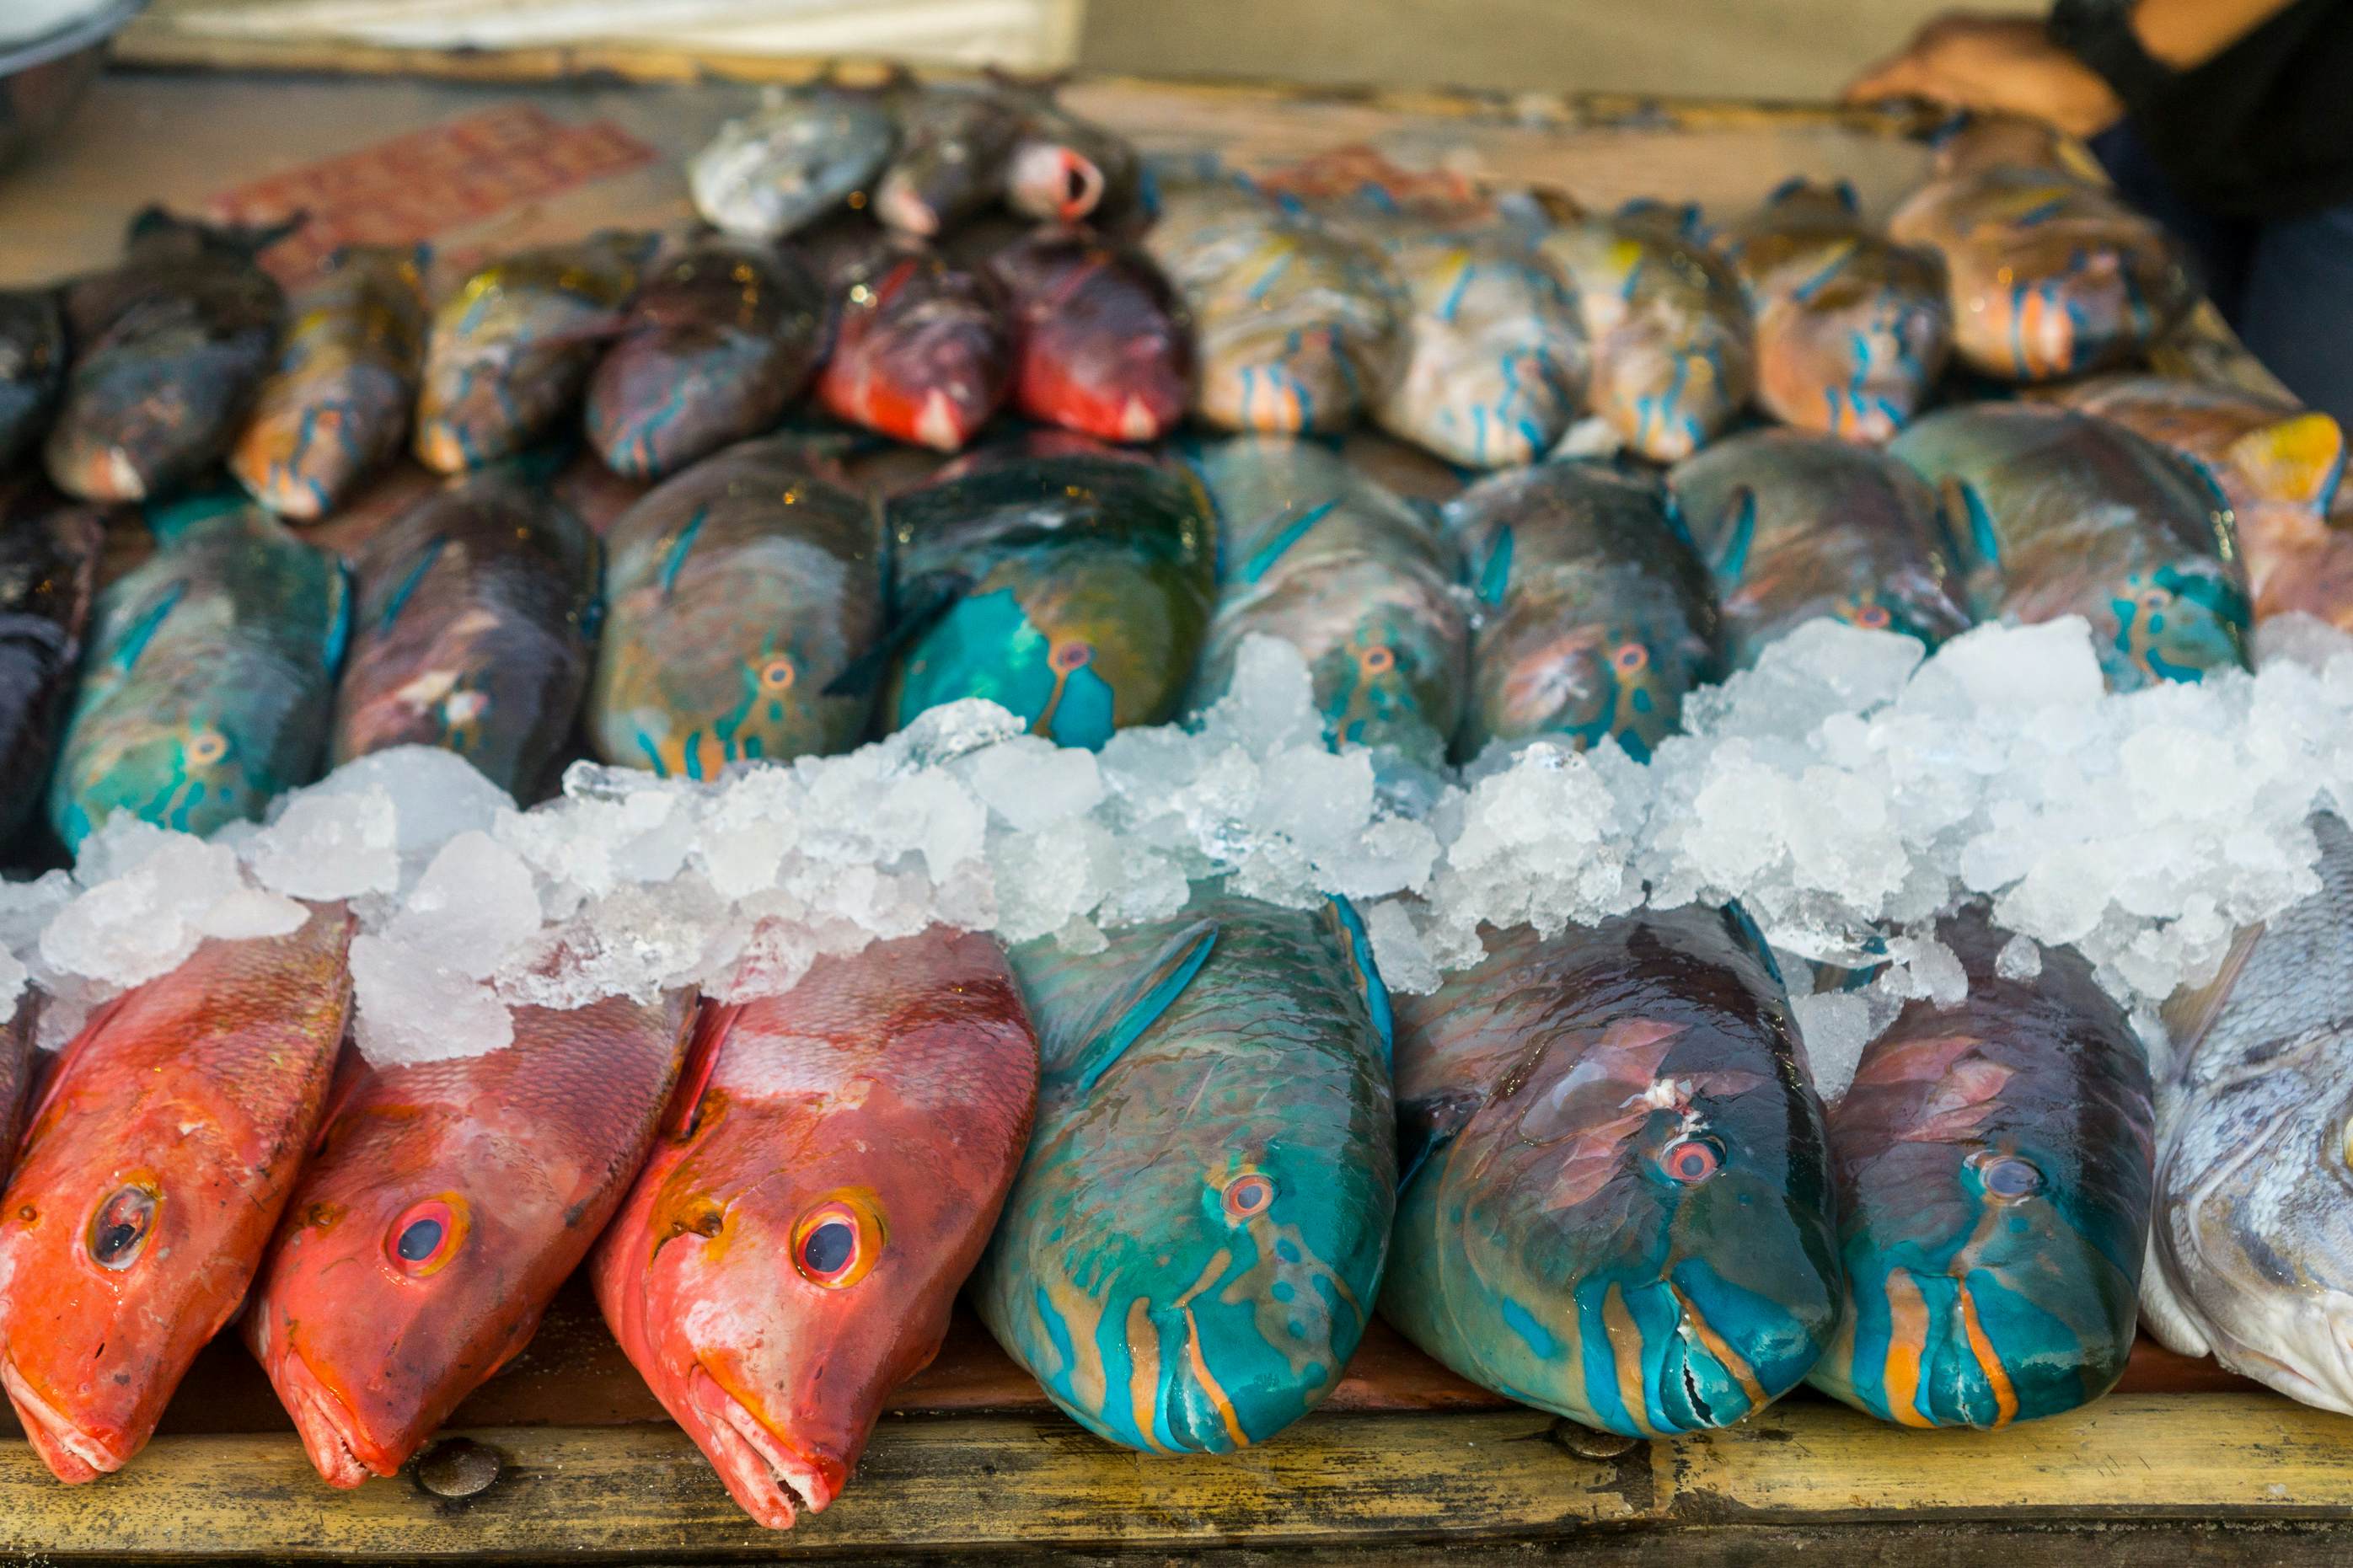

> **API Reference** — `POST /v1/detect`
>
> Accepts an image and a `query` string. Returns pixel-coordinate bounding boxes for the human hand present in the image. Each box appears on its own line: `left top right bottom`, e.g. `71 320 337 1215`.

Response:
1844 12 2126 136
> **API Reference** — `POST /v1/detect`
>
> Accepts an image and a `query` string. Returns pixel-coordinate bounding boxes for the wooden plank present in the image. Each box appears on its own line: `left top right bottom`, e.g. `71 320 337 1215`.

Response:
6 1393 2353 1560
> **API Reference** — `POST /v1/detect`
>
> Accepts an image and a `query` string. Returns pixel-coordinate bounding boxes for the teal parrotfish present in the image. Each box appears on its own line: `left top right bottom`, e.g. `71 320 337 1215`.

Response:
592 434 884 779
1668 427 1971 666
413 233 651 474
1186 436 1469 769
1886 115 2193 382
876 449 1215 749
1446 458 1718 763
330 469 600 797
974 887 1396 1453
1888 403 2248 689
48 495 347 850
1382 907 1841 1436
1809 907 2156 1428
228 244 429 522
1714 179 1951 443
1534 202 1754 463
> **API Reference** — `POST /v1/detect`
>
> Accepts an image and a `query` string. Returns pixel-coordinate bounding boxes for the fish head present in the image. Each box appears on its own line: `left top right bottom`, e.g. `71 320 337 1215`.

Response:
1480 607 1699 762
2106 563 2248 688
820 255 1010 451
1446 1011 1838 1434
1755 276 1949 443
52 711 266 850
1821 1032 2146 1427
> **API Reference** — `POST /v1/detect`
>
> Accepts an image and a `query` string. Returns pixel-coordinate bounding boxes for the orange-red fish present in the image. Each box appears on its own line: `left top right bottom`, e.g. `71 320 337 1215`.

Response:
0 907 354 1483
592 929 1038 1528
244 993 694 1486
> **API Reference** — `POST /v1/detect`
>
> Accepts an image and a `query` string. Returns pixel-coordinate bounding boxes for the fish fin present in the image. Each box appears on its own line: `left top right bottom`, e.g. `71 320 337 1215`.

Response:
2157 920 2265 1063
1238 497 1340 584
1472 525 1514 607
1324 896 1394 1072
1396 1093 1471 1194
657 507 711 599
308 1046 369 1158
661 1000 741 1143
106 580 186 672
322 556 353 675
1939 476 2001 573
2226 413 2345 512
1721 900 1787 992
823 570 973 698
1053 919 1219 1094
376 533 447 637
1709 486 1758 583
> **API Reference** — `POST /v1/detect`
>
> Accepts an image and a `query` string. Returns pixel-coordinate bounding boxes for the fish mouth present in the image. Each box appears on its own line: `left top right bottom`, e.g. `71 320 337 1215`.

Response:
271 1346 394 1489
1 1357 129 1485
684 1366 843 1530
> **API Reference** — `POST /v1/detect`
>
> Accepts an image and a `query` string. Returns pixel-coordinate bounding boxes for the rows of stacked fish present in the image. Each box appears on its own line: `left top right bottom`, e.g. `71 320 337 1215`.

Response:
0 82 2348 1533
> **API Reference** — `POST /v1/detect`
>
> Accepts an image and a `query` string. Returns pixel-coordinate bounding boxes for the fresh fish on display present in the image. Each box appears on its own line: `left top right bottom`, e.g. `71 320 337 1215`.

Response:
1447 459 1718 762
1887 116 2194 381
976 890 1395 1453
1187 436 1468 768
595 931 1037 1528
248 992 694 1487
1535 203 1753 463
592 435 882 779
45 210 290 503
1810 907 2155 1428
330 472 600 797
1144 176 1407 436
877 450 1215 748
688 79 901 243
584 238 828 481
875 86 1026 238
0 288 65 468
1383 907 1840 1436
2142 814 2353 1415
815 229 1012 452
1669 427 1970 666
1716 179 1950 442
48 495 347 851
1889 403 2247 688
1004 94 1141 226
228 245 428 522
0 479 104 846
412 233 650 473
986 229 1192 445
0 907 355 1483
2052 375 2350 630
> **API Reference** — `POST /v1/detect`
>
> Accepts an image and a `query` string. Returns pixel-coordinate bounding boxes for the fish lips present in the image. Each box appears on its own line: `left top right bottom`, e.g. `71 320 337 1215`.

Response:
683 1365 847 1530
0 1355 134 1485
265 1341 399 1489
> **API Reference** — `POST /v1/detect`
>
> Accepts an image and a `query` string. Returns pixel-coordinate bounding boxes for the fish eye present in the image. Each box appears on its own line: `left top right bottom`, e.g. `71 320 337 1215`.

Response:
1659 1137 1723 1185
1051 639 1094 673
1975 1153 2043 1201
386 1196 465 1278
791 1192 884 1289
1220 1172 1275 1221
758 656 796 692
185 729 228 767
88 1184 158 1271
2139 587 2173 612
1850 602 1891 630
1359 644 1396 675
1613 642 1650 675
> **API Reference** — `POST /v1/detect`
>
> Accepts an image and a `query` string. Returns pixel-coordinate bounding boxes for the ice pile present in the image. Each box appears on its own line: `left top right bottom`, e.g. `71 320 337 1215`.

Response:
9 618 2353 1085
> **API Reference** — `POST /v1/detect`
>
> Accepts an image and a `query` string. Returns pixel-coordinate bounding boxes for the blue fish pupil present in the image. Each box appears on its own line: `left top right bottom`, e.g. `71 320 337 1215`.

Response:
397 1218 444 1263
805 1221 855 1273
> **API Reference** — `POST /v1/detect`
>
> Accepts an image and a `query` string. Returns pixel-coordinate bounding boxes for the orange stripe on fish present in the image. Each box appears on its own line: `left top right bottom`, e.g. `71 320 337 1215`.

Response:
1601 1282 1664 1438
1124 1296 1172 1454
1669 1281 1768 1412
1879 1266 1936 1428
1954 1279 2019 1428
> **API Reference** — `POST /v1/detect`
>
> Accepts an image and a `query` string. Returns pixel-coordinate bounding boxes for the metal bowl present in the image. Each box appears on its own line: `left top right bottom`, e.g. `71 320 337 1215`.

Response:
0 1 152 173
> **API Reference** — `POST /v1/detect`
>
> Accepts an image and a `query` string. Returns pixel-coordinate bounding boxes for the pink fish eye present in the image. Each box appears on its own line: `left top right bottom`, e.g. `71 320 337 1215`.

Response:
1659 1137 1722 1185
1852 603 1891 630
1613 643 1650 675
1975 1153 2043 1201
1051 640 1094 673
1221 1172 1275 1221
89 1184 158 1271
387 1197 464 1278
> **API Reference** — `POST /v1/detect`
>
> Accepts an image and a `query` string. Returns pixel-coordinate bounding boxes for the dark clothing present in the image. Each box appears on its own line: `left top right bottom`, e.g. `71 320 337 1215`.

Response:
2056 0 2353 218
2093 119 2353 425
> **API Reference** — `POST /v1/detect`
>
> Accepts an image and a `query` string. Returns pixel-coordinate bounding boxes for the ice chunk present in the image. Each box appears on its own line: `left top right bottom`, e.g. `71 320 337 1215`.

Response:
42 838 254 987
1364 897 1441 996
351 933 514 1064
246 788 401 900
389 832 544 980
1996 933 2043 982
964 739 1104 832
300 747 517 863
194 888 310 941
1793 990 1872 1102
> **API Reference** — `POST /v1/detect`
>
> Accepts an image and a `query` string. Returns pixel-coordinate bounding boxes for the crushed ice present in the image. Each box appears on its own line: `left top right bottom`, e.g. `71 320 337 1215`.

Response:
8 618 2353 1081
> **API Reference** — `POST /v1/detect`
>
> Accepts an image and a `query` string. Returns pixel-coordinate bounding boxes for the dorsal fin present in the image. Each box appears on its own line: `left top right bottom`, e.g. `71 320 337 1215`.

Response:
2226 412 2345 512
1055 919 1218 1094
2158 922 2263 1063
662 999 740 1142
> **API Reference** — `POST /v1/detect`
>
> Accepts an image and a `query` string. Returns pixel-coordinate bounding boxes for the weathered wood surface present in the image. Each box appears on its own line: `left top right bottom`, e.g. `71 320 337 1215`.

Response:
4 1394 2351 1560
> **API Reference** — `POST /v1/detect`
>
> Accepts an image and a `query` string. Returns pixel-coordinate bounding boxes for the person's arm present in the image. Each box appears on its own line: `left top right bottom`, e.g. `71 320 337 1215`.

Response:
2131 0 2301 67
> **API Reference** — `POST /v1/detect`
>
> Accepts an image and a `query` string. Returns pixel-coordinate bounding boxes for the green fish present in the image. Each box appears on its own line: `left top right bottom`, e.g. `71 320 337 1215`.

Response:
975 888 1396 1453
1809 907 2154 1428
592 435 883 779
1383 907 1840 1436
49 495 346 849
1889 404 2248 689
1187 437 1467 769
1670 427 1971 666
878 452 1215 750
1447 459 1718 762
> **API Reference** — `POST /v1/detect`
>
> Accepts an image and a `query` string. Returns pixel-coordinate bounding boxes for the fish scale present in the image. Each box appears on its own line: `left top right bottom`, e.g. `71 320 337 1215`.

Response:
246 991 694 1487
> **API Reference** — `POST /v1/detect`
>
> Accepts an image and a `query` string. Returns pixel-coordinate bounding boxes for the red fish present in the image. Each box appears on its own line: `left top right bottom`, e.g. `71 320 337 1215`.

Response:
816 234 1011 452
0 907 354 1483
244 992 694 1486
592 928 1038 1528
988 231 1192 444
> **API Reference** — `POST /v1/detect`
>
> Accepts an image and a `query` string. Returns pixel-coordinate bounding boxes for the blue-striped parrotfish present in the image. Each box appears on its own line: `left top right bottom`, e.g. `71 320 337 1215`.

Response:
975 887 1396 1453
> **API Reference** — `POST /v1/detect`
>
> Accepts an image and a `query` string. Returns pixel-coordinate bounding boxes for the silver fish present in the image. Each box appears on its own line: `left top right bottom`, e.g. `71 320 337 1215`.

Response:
689 82 901 243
